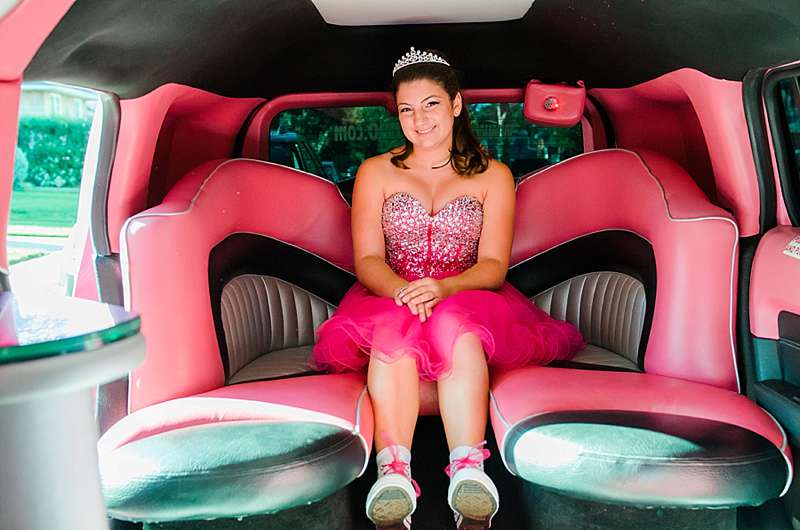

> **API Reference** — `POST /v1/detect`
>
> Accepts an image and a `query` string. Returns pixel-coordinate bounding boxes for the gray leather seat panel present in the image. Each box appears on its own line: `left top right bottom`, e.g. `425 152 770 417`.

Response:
221 275 335 379
533 271 645 366
567 343 639 371
228 345 319 384
221 271 647 383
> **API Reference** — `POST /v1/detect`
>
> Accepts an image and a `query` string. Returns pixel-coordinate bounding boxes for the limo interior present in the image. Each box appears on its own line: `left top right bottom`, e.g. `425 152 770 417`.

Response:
4 1 800 529
95 79 791 528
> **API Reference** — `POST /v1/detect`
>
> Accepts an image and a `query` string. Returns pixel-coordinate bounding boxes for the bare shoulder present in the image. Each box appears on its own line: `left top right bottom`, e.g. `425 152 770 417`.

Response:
360 150 400 172
355 154 385 179
481 159 515 196
353 154 392 196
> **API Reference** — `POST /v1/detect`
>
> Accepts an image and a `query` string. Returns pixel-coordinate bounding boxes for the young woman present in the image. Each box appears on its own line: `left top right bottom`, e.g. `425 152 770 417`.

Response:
313 47 584 530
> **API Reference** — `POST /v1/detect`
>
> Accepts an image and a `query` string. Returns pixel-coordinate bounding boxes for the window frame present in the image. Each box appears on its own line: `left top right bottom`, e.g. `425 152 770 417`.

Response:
255 89 593 181
763 62 800 226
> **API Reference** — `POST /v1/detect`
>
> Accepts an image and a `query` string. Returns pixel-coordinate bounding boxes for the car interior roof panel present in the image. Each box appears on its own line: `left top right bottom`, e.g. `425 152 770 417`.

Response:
23 0 800 99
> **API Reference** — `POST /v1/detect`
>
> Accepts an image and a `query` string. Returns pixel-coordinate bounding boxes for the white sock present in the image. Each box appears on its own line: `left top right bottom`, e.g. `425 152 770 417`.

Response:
449 445 484 476
376 444 412 477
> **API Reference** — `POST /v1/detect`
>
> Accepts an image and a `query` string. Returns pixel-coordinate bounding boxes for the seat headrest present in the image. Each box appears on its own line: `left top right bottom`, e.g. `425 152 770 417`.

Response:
523 80 585 127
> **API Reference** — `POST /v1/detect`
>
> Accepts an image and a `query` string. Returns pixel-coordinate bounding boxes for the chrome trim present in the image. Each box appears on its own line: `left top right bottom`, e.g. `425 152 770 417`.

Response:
0 1 22 22
354 385 371 477
90 92 121 257
489 390 515 476
761 408 794 497
354 385 368 434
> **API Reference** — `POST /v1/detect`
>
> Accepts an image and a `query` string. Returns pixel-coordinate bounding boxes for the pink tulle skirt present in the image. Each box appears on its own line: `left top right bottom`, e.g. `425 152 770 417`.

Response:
312 281 585 381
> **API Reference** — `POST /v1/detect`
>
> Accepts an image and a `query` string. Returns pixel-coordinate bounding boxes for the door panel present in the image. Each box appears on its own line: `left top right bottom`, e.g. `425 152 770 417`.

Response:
747 66 800 512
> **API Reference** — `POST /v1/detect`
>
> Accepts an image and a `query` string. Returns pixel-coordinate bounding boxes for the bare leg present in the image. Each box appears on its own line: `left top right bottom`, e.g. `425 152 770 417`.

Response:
366 354 420 528
437 332 489 451
368 353 420 451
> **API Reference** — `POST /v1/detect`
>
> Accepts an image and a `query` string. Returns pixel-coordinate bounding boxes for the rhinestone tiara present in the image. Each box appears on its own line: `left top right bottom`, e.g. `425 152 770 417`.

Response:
392 47 450 76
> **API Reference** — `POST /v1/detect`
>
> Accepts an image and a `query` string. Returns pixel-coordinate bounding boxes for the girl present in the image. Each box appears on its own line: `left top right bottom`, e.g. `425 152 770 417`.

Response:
313 47 584 530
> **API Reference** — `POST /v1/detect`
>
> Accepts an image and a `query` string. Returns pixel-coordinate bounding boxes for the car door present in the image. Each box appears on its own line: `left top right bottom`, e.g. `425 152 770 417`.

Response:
743 61 800 518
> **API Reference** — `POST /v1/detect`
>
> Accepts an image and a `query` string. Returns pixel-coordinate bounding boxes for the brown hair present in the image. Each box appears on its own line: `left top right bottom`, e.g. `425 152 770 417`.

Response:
390 52 490 176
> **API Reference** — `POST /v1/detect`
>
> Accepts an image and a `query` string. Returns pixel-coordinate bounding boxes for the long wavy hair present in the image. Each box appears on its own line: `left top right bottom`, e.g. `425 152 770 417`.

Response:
390 53 490 176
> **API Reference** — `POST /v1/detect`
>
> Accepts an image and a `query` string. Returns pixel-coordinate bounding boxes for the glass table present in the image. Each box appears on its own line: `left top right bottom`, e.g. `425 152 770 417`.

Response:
0 292 145 530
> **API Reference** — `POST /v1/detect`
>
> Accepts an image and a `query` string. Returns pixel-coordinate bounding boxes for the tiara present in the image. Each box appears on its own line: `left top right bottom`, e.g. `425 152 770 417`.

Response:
392 47 450 76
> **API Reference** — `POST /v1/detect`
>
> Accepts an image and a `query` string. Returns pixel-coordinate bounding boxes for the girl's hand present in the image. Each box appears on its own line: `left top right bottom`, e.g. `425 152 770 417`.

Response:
398 278 451 322
393 284 410 307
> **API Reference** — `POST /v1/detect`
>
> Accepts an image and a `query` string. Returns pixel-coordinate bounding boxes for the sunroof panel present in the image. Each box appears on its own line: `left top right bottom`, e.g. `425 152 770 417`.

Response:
310 0 535 25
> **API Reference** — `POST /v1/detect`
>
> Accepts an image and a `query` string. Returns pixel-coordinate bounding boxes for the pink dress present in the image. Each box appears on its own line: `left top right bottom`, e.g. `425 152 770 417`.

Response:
312 191 584 381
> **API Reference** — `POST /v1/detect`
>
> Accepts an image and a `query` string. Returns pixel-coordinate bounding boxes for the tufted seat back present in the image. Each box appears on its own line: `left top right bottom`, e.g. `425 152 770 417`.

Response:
220 275 335 382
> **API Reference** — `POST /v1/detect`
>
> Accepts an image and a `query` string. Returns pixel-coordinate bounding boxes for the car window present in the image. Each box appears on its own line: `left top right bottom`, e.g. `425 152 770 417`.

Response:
778 77 800 182
268 103 582 182
11 82 100 298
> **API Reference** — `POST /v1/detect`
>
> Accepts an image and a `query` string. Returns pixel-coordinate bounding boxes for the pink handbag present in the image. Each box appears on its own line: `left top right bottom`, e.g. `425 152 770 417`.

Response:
523 80 586 127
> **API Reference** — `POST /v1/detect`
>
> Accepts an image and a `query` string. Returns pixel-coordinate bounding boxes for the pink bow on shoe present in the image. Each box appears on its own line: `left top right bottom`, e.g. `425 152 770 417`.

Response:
445 440 491 478
380 441 421 497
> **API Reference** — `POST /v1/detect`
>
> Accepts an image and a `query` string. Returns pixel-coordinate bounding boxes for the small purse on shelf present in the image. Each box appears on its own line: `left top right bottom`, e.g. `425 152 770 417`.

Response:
523 80 586 127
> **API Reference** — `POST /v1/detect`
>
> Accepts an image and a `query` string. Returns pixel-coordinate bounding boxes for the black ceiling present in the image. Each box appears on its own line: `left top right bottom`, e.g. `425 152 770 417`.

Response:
24 0 800 100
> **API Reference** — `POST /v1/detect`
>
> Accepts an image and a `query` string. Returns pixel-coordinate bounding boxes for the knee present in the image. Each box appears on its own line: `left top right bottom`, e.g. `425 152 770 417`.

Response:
368 353 419 381
426 303 465 336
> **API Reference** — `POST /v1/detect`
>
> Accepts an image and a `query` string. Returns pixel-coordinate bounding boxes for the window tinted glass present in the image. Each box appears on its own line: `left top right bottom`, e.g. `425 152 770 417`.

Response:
778 77 800 176
268 103 582 182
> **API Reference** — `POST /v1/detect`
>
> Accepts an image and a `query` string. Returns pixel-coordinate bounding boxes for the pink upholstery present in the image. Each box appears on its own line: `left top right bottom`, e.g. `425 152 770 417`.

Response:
511 149 740 391
0 0 75 81
494 148 792 505
108 85 263 253
108 161 372 521
490 366 792 473
99 373 372 454
73 235 99 301
0 81 20 270
592 69 761 237
122 159 353 410
117 148 791 511
750 226 800 339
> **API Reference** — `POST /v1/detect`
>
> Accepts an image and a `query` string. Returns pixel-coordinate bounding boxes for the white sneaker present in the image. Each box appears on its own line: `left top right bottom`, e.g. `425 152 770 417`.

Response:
447 466 499 530
366 472 417 530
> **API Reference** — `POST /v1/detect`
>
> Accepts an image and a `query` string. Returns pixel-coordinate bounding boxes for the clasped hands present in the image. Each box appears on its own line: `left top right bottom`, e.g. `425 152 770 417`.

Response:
393 277 451 322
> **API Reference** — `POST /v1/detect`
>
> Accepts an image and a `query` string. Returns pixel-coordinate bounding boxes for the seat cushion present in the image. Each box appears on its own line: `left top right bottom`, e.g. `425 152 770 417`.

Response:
554 343 639 371
98 373 372 522
228 345 319 384
490 366 792 508
221 274 336 380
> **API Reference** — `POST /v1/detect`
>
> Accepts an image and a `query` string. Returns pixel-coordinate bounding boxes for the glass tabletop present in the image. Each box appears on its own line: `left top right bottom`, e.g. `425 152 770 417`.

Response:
0 292 140 365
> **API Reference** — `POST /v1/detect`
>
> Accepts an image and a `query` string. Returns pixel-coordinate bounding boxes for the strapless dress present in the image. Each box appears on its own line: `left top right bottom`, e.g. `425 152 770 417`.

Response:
312 191 584 381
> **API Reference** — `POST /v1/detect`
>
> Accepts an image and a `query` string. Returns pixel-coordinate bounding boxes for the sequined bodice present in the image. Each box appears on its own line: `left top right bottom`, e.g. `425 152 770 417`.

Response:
382 191 483 281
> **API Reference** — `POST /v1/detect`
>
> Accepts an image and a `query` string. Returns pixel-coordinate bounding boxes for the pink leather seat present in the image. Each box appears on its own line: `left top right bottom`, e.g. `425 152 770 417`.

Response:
98 160 373 522
491 149 792 506
99 149 792 520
